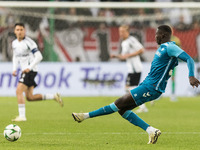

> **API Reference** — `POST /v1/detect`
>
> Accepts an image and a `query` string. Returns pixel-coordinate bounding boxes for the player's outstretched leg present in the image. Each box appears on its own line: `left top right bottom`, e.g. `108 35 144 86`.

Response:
72 93 132 123
41 93 64 107
120 110 161 144
72 102 119 123
25 87 64 107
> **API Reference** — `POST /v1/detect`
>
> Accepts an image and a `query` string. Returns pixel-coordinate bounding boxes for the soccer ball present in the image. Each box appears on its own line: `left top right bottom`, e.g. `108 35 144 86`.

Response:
3 124 21 142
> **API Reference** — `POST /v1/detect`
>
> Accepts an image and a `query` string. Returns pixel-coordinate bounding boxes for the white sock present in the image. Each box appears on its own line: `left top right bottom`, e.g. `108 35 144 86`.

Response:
18 104 26 118
146 126 155 134
83 113 89 119
42 94 55 100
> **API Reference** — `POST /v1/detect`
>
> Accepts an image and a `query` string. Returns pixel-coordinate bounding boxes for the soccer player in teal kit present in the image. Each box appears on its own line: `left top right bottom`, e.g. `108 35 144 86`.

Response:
72 25 200 144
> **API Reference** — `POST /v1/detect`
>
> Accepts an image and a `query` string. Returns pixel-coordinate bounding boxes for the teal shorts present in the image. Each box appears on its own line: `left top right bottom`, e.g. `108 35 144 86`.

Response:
130 84 162 106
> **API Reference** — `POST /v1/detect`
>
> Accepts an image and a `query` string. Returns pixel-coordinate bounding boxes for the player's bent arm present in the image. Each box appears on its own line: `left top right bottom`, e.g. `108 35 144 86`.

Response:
178 52 200 87
28 50 43 70
128 48 144 58
122 48 144 59
178 52 194 77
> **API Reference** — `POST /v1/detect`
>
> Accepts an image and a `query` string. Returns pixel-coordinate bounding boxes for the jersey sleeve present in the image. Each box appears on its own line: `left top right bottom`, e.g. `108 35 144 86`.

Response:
167 43 184 57
28 51 43 70
121 42 129 55
131 38 143 51
121 37 143 55
178 52 195 77
26 37 38 53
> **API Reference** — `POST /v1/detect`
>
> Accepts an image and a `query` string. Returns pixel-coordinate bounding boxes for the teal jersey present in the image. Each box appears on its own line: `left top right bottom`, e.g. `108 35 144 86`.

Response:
141 41 184 93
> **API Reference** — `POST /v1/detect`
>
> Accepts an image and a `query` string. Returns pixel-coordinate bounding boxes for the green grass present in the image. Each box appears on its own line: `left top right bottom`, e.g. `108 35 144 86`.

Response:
0 96 200 150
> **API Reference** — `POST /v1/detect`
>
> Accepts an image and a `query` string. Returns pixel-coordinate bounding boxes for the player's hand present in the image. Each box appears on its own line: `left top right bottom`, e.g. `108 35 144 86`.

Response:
110 54 117 58
12 71 17 77
189 76 200 88
22 68 30 74
117 54 127 60
110 54 126 60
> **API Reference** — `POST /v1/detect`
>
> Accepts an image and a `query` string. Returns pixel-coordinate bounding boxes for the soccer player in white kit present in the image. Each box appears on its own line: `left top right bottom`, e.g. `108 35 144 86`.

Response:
110 25 148 113
12 23 63 122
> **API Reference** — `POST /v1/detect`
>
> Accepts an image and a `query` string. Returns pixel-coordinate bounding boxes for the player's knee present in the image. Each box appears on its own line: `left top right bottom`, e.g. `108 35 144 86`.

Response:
118 109 127 116
26 95 34 101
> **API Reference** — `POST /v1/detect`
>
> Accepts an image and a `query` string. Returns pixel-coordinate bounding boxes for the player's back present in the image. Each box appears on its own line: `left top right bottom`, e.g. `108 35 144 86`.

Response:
141 42 182 93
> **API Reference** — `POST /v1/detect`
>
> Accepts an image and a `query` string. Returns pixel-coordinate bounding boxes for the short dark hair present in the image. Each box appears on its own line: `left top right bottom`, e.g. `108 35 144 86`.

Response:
14 23 25 28
158 25 172 36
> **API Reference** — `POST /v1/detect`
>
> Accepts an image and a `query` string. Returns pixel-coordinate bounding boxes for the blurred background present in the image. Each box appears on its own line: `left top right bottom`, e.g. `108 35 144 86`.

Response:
0 1 200 97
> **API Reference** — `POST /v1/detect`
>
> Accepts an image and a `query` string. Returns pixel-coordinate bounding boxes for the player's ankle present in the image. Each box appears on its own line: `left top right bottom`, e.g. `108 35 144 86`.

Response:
83 113 89 119
146 126 155 134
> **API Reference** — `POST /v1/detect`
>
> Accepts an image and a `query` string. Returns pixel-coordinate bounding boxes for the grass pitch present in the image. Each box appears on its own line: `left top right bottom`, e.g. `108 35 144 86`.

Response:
0 96 200 150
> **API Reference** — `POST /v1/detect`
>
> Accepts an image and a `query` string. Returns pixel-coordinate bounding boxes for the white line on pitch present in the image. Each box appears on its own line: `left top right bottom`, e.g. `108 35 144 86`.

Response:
1 132 200 135
7 132 200 135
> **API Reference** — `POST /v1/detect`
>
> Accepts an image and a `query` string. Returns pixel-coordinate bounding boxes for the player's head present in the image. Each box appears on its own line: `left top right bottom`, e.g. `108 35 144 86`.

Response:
119 25 130 40
14 23 25 41
156 25 172 45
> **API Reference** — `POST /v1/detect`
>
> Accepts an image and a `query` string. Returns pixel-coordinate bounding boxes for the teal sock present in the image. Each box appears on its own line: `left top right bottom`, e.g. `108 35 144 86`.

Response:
89 103 119 118
122 110 149 131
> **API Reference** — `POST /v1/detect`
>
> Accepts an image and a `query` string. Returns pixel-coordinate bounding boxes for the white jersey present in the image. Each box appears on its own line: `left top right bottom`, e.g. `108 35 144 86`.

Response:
121 36 143 73
12 36 39 72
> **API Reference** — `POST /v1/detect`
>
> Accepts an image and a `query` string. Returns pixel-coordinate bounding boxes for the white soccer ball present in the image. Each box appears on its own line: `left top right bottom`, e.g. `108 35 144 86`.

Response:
3 124 21 142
